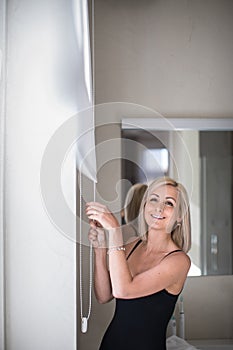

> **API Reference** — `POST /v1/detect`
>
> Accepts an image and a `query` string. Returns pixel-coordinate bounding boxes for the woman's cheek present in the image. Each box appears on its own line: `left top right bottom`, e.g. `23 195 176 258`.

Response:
165 214 177 233
144 204 152 226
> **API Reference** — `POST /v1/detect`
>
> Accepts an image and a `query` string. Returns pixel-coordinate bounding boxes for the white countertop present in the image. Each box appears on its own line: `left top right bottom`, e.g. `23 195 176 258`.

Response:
189 339 233 345
188 339 233 350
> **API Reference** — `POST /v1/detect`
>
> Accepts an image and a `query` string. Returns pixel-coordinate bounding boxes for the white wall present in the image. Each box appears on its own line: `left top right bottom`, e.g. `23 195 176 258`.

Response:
95 0 233 117
3 0 81 349
0 0 7 348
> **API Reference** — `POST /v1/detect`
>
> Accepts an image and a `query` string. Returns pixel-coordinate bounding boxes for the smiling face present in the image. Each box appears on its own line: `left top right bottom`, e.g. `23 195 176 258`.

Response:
144 184 179 233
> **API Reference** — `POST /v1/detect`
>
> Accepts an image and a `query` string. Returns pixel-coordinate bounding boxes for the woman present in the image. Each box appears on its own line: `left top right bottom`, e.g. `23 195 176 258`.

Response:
86 177 191 350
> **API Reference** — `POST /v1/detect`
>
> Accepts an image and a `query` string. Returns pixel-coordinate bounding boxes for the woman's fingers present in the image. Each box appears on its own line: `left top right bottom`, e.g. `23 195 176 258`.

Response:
89 220 103 228
88 229 98 246
89 227 97 235
86 202 120 230
88 226 107 248
86 202 107 210
86 202 110 216
86 203 107 226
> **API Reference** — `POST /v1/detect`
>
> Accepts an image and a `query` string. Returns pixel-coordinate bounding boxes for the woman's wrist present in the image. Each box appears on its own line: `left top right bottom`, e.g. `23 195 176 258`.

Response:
108 227 123 249
94 246 107 254
107 246 125 254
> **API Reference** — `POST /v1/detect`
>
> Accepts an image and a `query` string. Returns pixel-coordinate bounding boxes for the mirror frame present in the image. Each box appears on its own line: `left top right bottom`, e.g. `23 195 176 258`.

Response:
122 117 233 131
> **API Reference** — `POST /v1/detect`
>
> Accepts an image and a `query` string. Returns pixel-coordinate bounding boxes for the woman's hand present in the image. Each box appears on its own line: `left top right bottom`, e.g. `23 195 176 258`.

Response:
88 221 107 249
86 202 119 231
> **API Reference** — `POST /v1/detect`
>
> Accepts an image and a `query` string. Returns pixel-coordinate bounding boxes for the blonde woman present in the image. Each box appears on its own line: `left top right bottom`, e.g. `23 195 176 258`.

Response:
86 177 191 350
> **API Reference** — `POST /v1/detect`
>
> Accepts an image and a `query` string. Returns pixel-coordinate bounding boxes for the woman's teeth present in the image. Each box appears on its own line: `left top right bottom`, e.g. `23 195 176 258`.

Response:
152 215 164 219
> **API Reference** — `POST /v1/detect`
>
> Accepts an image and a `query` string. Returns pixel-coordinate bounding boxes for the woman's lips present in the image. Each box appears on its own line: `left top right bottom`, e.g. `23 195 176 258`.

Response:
151 214 165 219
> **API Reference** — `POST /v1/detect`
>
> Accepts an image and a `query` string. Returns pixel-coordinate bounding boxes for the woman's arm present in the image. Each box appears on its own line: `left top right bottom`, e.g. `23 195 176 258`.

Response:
86 203 134 299
88 223 113 304
108 235 190 299
107 228 190 299
93 249 113 303
86 202 190 300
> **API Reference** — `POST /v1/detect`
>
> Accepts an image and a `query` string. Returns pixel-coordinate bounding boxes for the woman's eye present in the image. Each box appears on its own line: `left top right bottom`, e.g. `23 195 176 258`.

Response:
150 197 158 202
165 201 174 207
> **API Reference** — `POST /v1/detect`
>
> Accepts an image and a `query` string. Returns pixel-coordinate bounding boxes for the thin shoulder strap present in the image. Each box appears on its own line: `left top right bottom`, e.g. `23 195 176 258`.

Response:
162 249 182 261
126 239 142 260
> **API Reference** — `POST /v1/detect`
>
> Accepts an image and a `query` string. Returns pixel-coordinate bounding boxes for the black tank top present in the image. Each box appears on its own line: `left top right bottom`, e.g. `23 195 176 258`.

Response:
99 240 182 350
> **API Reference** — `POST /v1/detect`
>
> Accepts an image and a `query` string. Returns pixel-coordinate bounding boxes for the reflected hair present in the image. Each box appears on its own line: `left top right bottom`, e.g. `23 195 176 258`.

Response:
124 183 148 224
138 177 191 253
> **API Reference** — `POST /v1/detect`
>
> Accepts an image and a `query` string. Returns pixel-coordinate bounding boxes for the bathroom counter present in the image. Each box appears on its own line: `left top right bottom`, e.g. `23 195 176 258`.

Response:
188 339 233 350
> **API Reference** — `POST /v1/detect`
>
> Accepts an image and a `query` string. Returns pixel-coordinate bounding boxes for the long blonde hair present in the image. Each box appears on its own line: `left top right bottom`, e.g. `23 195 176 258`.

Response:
138 177 191 253
124 183 148 224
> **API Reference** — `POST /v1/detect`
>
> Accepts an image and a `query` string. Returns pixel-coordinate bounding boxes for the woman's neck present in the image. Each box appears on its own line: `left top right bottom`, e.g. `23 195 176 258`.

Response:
145 229 174 254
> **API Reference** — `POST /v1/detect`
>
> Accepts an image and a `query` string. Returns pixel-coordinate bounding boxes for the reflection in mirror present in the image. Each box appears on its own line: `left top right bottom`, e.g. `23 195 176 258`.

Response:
122 127 233 277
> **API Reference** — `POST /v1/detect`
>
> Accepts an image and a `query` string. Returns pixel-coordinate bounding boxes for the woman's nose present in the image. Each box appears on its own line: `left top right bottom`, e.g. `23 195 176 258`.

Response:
156 202 165 212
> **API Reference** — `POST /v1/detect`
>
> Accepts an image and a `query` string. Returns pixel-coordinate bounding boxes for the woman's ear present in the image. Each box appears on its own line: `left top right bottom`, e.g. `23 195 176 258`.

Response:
172 219 181 230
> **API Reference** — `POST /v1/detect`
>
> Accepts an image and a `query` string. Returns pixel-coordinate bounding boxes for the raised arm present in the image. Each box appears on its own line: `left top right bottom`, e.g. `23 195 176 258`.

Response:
86 202 191 300
88 222 113 304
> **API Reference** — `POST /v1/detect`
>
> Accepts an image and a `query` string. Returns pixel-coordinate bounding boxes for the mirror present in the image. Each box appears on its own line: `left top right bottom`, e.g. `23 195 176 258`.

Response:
121 118 233 276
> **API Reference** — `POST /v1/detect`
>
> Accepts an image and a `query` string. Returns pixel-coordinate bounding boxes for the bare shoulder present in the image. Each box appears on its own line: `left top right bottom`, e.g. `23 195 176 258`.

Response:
164 250 191 274
161 251 191 294
168 250 190 263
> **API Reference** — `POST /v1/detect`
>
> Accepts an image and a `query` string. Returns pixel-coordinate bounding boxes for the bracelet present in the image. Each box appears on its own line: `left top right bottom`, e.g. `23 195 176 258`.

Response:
107 246 126 254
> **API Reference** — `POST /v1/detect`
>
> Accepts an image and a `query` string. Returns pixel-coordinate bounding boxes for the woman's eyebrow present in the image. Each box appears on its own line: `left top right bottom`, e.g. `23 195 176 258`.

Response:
165 196 176 202
150 193 176 202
